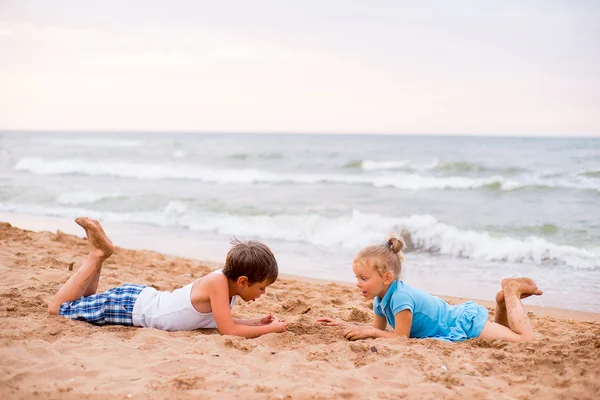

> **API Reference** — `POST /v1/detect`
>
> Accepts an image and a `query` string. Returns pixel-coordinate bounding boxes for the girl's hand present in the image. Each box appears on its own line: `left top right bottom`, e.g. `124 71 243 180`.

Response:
258 314 276 325
343 326 377 341
316 317 348 327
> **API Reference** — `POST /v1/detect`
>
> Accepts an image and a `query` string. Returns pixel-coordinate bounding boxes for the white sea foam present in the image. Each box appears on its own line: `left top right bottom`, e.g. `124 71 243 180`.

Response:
1 202 597 270
13 157 521 191
360 159 438 171
164 200 189 215
20 157 597 192
361 160 411 171
56 191 123 205
394 214 599 269
499 173 600 193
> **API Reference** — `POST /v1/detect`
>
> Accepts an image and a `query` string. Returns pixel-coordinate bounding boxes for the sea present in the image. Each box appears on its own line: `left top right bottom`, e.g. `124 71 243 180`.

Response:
1 131 598 312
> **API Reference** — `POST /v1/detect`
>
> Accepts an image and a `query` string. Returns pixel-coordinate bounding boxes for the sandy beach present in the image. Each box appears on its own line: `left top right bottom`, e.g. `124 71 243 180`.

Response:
1 221 599 400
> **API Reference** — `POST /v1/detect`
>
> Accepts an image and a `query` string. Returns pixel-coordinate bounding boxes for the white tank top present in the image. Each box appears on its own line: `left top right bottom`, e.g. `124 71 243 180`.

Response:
132 270 236 331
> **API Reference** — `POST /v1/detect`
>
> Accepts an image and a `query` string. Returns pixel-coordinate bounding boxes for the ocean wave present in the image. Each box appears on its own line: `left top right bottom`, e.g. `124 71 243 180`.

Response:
345 159 434 171
13 157 600 193
502 174 600 193
580 170 600 178
13 157 519 191
181 211 600 269
347 159 526 174
56 191 124 206
229 152 283 160
395 214 599 269
435 161 526 174
1 202 597 270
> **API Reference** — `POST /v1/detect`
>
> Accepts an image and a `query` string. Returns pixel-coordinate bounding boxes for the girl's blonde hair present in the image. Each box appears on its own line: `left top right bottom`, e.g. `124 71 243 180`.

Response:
354 236 406 278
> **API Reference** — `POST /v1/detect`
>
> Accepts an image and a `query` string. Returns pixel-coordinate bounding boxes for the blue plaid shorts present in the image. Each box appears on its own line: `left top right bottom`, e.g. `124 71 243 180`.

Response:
58 284 146 326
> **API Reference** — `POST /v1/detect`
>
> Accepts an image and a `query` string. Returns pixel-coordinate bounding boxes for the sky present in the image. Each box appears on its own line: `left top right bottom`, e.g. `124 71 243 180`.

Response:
0 0 599 136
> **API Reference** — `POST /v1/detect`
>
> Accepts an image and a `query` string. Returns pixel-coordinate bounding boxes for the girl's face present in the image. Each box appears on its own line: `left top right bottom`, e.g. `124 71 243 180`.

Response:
352 259 393 300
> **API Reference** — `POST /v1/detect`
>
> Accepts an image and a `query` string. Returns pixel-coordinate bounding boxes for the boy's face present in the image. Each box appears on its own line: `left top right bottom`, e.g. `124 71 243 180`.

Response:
238 279 270 302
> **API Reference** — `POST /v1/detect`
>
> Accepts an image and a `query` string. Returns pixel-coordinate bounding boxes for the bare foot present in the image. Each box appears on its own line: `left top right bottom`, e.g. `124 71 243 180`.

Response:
500 277 543 299
494 283 542 328
75 217 114 258
495 287 541 305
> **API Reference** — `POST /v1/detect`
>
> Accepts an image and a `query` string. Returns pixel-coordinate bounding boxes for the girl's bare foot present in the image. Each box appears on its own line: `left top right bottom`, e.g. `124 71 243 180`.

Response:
495 277 543 341
500 277 543 298
494 283 542 328
495 287 541 305
75 217 114 258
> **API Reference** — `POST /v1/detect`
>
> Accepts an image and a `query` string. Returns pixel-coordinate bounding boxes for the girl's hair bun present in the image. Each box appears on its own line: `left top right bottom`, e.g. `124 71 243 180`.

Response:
386 237 405 254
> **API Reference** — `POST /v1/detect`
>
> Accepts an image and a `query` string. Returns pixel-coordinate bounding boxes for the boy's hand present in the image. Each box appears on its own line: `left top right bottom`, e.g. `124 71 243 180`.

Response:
258 314 276 325
270 319 287 333
316 317 348 327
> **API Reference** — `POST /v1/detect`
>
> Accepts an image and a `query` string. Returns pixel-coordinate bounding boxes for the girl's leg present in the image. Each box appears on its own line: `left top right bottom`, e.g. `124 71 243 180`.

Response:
493 289 538 328
493 290 509 327
478 278 542 342
48 218 114 315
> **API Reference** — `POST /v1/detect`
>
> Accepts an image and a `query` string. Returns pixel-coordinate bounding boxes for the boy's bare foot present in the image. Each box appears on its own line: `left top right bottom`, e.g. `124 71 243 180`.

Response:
75 217 114 258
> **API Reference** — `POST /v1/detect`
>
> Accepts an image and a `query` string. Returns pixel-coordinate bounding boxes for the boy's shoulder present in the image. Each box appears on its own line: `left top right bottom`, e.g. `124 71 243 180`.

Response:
190 270 228 293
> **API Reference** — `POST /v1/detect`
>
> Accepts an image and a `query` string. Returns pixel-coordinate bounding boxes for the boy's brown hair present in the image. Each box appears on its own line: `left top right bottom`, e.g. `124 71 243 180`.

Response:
223 238 278 284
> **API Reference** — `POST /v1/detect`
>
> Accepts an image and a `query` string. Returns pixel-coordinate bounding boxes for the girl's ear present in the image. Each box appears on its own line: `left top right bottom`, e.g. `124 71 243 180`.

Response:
383 271 394 284
236 276 249 287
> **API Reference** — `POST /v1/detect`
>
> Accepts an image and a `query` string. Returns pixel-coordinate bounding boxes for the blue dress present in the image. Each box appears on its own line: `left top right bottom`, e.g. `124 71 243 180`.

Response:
373 280 489 342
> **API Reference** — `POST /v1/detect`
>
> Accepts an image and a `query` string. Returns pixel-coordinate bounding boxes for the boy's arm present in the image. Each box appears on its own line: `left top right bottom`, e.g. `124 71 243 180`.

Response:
233 318 259 326
209 281 285 338
233 314 274 326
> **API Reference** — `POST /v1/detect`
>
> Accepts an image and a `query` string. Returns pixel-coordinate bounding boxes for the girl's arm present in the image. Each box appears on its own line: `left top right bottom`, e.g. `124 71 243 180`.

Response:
373 314 387 330
318 314 391 331
344 310 412 340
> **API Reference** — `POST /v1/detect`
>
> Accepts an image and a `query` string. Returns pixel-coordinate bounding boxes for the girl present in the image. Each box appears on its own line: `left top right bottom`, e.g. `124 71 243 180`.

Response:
318 237 543 342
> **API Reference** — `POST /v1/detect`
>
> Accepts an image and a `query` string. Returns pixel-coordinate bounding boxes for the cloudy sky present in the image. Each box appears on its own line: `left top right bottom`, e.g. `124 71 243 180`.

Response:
0 1 598 136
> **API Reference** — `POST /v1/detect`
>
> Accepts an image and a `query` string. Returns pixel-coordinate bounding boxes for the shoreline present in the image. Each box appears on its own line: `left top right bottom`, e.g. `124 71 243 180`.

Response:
2 212 598 322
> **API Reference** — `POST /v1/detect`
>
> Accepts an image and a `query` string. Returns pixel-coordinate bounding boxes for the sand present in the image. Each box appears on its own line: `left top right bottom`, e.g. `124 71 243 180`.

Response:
1 222 599 399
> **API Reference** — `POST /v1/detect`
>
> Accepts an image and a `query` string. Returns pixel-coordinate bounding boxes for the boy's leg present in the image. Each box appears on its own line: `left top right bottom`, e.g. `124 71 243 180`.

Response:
479 278 542 342
80 219 113 295
48 217 114 315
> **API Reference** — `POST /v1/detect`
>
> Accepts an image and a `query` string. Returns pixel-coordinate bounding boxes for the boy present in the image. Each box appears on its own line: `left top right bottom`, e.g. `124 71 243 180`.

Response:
48 217 287 338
